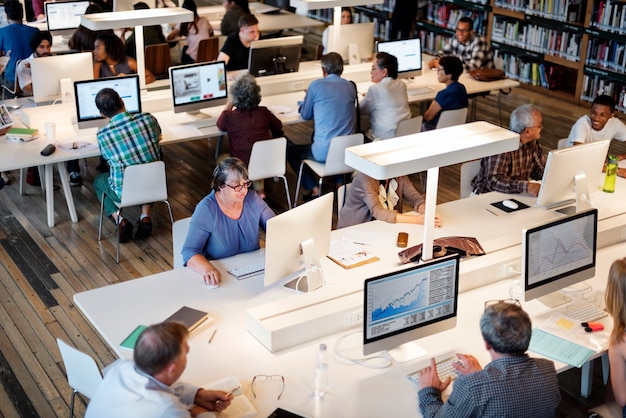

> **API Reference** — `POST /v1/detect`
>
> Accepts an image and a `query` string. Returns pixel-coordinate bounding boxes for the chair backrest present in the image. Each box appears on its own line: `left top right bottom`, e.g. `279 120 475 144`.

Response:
460 159 481 199
56 338 103 400
557 138 569 149
196 37 219 63
247 137 286 181
1 59 22 99
145 43 171 79
337 182 352 218
120 161 168 207
436 108 468 129
324 133 364 176
395 116 423 137
173 217 191 269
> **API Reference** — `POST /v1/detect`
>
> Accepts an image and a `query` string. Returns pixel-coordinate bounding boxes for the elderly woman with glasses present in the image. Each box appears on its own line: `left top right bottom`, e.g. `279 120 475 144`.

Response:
182 157 275 287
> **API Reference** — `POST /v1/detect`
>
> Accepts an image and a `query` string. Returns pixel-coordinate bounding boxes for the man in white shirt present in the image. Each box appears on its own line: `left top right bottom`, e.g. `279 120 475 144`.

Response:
16 31 52 96
566 94 626 147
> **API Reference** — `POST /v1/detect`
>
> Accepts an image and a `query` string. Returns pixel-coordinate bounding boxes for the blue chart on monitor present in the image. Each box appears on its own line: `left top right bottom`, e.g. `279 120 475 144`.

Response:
371 277 429 323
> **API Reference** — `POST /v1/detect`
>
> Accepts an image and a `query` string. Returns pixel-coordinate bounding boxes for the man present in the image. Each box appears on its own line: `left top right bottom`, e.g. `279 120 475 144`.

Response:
417 302 561 417
0 0 39 96
566 94 626 147
422 56 468 131
220 0 245 37
287 52 356 199
93 88 161 243
471 104 545 196
86 322 233 418
216 14 259 71
428 17 493 72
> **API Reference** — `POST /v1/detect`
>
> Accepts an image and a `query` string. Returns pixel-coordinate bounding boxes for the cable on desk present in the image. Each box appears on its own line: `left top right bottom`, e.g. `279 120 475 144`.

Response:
333 330 392 369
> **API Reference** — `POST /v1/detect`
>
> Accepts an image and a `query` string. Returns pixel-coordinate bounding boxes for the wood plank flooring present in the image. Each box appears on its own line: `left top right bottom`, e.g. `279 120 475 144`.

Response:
0 83 624 417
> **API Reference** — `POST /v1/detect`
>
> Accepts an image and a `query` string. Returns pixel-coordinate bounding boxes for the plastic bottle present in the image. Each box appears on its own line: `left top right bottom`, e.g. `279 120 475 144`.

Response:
314 343 328 397
509 279 522 300
603 155 618 193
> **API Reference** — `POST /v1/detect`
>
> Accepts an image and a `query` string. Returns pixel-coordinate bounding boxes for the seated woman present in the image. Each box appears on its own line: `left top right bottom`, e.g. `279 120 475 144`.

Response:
166 0 213 64
93 33 155 84
321 7 352 55
68 4 113 52
422 56 468 131
217 74 283 198
605 258 626 414
360 51 411 141
337 171 442 229
182 158 275 287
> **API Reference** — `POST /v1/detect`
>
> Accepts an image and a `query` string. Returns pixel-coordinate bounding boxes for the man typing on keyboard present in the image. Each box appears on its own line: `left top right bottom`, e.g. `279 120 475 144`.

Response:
416 301 561 417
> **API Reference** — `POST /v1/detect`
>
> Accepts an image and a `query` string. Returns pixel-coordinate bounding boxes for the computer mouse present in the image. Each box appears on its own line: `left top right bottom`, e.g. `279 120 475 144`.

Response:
502 199 519 210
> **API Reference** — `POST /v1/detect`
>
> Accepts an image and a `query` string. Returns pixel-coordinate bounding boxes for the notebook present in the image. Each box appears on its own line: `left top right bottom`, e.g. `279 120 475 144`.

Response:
164 306 212 332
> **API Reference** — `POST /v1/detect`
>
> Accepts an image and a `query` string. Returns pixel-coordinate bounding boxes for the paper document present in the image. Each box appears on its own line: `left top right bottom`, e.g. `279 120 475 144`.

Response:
327 239 379 269
204 376 257 418
168 125 203 139
529 328 593 368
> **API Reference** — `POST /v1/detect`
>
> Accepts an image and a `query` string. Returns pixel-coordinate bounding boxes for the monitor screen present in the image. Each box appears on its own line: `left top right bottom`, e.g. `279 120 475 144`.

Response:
31 52 93 104
264 192 333 291
74 75 142 129
169 61 228 114
363 254 460 356
326 22 375 63
45 0 90 31
536 139 611 209
248 35 303 77
522 208 597 306
376 38 422 79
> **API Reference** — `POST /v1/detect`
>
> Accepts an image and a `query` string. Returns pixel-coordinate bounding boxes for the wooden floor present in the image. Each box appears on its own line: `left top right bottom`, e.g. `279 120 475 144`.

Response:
1 83 624 417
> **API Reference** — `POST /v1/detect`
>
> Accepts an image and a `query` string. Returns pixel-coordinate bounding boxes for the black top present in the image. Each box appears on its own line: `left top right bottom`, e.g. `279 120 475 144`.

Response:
221 33 250 71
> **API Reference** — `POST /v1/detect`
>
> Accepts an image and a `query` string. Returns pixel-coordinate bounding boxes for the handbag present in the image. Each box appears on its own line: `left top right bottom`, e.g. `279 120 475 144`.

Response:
468 68 506 82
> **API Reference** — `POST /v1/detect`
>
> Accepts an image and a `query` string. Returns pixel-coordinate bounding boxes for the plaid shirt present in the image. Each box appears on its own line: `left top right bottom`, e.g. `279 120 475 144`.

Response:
439 33 494 71
97 112 162 198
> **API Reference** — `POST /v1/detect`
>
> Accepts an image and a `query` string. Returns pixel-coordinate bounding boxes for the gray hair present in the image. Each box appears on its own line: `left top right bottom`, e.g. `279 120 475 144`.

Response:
321 52 344 76
509 104 538 134
480 302 531 356
229 73 261 110
211 157 249 192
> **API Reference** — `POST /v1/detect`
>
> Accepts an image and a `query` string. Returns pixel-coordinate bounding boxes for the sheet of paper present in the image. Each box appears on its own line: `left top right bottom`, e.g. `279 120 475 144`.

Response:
267 105 299 120
168 125 203 139
538 312 609 352
529 328 593 368
204 376 257 418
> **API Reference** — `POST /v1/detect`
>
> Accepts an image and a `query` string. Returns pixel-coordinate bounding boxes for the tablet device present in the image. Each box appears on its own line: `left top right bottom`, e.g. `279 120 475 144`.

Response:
0 104 14 130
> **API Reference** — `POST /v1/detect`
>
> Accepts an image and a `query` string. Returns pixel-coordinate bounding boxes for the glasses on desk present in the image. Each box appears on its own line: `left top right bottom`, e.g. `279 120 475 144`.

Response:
222 180 253 192
251 375 285 400
484 299 521 311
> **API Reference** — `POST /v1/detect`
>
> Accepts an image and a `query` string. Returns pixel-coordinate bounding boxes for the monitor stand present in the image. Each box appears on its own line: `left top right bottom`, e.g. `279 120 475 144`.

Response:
283 238 324 293
185 110 217 129
387 342 428 363
538 291 572 308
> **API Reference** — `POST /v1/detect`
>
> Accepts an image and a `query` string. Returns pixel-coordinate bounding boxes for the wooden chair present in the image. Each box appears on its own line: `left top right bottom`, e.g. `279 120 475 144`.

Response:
145 43 171 80
196 37 219 63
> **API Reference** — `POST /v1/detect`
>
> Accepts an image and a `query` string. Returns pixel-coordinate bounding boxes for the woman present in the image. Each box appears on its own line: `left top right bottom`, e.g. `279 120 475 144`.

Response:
93 33 155 84
422 55 468 131
182 158 275 287
605 258 626 415
359 51 411 141
337 171 441 229
217 74 283 198
321 7 352 55
166 0 213 64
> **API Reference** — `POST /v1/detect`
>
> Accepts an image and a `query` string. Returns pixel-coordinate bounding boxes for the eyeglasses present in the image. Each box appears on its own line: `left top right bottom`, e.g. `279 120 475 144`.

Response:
484 298 521 311
455 27 471 33
222 180 252 192
251 375 285 400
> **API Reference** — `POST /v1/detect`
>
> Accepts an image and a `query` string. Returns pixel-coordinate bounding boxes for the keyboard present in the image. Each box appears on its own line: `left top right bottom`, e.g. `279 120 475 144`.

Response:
558 303 608 322
187 117 217 129
407 355 458 384
227 262 265 280
407 87 433 96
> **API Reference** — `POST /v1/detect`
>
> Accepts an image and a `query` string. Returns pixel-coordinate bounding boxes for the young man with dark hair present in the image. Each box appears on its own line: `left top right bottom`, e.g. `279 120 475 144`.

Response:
217 13 259 71
566 94 626 147
423 55 468 131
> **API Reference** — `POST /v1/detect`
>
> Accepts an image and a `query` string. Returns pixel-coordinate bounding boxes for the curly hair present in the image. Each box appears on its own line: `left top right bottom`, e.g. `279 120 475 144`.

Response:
229 73 261 110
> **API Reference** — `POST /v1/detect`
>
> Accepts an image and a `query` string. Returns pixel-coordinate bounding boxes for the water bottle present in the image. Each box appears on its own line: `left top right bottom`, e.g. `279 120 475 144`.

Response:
603 155 618 193
509 279 522 301
314 343 328 397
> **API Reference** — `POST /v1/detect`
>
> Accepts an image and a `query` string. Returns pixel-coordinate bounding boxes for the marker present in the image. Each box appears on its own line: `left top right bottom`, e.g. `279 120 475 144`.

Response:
208 329 217 344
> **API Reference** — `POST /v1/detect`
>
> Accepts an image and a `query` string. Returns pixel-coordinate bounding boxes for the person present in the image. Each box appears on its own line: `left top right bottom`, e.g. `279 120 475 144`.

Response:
85 321 233 418
606 258 626 416
216 14 259 71
417 301 561 417
390 0 417 40
122 2 166 59
337 172 441 229
93 88 162 243
321 7 352 55
68 4 114 52
0 0 39 96
220 0 246 37
287 52 356 200
422 56 468 131
216 74 283 198
93 32 155 84
471 104 546 196
166 0 213 64
31 0 45 22
566 94 626 147
359 51 411 141
182 158 275 287
428 17 493 72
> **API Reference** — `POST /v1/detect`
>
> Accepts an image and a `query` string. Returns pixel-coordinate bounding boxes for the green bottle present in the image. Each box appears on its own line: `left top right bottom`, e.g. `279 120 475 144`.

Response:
603 155 618 193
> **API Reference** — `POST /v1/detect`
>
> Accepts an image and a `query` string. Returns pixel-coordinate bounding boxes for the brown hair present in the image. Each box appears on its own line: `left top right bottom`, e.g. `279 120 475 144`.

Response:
605 258 626 346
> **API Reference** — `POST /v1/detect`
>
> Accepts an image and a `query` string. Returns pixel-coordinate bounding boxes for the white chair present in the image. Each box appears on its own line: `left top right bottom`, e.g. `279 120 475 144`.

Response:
294 133 364 207
395 116 423 137
1 59 21 100
56 338 103 418
98 161 175 263
460 160 481 199
557 138 569 149
173 216 191 269
247 137 291 208
435 107 469 129
337 182 352 219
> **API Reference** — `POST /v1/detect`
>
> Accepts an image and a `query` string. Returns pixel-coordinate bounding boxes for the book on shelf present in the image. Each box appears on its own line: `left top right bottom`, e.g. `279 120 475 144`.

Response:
204 376 257 418
164 306 213 332
326 239 379 269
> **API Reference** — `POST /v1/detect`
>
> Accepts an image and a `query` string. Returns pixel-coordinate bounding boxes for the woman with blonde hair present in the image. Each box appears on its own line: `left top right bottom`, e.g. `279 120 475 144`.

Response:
605 257 626 415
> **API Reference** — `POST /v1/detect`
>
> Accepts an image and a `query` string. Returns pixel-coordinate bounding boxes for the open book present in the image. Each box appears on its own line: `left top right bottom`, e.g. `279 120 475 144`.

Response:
204 376 257 418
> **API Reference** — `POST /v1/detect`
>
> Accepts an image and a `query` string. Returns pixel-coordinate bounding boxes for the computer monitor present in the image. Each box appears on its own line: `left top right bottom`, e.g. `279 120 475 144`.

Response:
522 208 597 308
326 22 375 64
264 192 334 292
31 52 94 104
45 0 90 31
169 61 228 118
376 38 422 79
536 139 611 211
363 254 460 361
248 35 303 77
74 75 142 129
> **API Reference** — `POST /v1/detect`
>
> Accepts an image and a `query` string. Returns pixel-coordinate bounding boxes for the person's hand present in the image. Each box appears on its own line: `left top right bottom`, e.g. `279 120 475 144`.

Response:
417 357 451 391
194 389 233 412
527 182 541 196
414 213 442 227
452 353 482 375
202 264 221 287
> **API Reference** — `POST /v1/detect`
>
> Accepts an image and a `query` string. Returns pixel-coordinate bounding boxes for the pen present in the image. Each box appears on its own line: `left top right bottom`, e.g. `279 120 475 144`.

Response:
208 329 217 344
485 208 498 217
353 242 367 246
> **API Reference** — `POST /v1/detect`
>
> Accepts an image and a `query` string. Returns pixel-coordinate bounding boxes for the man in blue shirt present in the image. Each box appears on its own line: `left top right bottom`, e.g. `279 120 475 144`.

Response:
287 52 356 200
